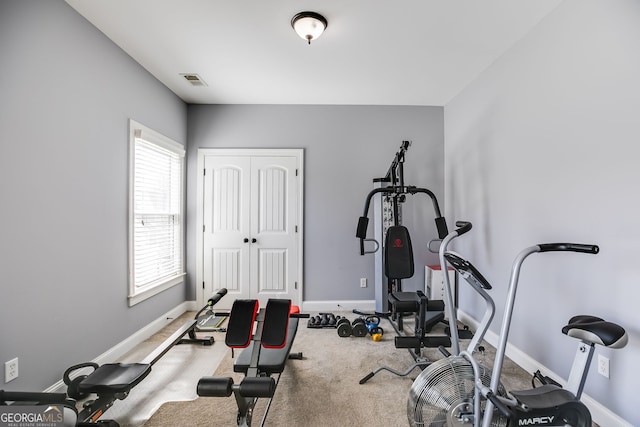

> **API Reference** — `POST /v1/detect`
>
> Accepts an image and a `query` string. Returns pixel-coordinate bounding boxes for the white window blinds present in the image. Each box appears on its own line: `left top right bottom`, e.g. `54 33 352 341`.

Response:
129 120 185 304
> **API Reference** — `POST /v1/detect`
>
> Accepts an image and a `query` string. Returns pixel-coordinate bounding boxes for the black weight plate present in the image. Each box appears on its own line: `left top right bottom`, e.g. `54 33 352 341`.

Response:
337 323 352 337
352 323 367 337
336 318 350 327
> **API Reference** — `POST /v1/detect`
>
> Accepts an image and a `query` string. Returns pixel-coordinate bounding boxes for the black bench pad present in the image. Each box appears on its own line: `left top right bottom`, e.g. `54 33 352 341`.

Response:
261 299 291 348
234 318 299 375
389 292 420 312
225 299 259 348
78 363 151 395
385 226 414 279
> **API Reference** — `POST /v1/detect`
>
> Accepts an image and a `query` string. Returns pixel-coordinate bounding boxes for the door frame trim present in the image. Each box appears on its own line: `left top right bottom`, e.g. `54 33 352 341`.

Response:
195 148 304 308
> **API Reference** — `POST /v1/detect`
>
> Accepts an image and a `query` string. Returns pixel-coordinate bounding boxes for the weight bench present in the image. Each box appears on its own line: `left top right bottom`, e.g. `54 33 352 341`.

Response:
197 298 306 427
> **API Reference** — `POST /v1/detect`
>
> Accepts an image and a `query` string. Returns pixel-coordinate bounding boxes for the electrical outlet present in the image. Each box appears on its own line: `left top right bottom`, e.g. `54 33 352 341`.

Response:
5 358 18 383
360 278 367 288
597 354 609 378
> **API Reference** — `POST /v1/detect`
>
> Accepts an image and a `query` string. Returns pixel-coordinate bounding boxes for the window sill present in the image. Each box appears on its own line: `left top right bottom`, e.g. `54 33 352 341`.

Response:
128 273 186 306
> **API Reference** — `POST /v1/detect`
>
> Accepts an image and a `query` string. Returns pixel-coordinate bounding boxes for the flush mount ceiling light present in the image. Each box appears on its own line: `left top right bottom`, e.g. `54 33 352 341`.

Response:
291 11 327 45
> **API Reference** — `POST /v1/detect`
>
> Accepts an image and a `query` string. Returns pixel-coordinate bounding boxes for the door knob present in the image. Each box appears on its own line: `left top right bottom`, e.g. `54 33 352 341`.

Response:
252 238 257 243
244 238 249 243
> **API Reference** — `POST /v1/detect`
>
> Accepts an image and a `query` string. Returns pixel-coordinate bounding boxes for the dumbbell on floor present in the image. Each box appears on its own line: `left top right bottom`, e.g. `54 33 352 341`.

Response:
336 318 368 338
308 313 342 328
337 316 384 341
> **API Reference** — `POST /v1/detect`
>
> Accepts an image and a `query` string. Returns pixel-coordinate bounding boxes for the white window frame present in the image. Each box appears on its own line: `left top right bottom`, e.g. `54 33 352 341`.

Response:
128 119 186 306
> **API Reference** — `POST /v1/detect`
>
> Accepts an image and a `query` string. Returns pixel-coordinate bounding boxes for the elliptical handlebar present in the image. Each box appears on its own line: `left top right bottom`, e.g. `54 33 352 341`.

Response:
537 243 599 254
437 220 474 356
454 221 472 236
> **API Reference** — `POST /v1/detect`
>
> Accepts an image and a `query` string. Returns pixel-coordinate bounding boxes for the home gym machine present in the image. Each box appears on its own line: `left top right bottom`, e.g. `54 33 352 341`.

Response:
359 221 479 384
408 242 628 427
356 140 449 315
197 298 309 427
0 289 230 427
356 141 461 382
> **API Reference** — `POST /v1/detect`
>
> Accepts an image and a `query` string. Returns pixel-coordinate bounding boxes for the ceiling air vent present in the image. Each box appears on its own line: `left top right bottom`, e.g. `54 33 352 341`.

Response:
180 73 207 87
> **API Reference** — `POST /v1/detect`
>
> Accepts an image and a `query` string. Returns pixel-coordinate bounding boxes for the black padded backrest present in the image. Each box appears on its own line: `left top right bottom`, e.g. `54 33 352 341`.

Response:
261 299 291 349
225 299 259 348
385 226 414 279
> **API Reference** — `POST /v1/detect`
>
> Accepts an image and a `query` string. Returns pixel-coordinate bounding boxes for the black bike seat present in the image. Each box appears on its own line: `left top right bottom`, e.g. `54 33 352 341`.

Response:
562 319 627 348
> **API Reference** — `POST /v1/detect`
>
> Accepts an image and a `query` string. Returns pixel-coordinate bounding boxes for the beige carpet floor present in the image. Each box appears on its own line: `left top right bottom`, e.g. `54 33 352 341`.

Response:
142 314 544 427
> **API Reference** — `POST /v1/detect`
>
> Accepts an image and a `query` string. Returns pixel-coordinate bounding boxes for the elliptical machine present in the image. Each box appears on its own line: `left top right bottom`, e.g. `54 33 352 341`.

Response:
408 241 628 427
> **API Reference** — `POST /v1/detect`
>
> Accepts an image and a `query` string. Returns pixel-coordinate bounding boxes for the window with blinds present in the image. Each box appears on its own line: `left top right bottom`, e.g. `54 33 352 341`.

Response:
128 119 185 305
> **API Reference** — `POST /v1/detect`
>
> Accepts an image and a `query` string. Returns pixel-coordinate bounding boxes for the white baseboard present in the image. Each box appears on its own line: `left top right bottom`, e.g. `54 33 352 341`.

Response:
302 300 375 312
45 301 195 393
457 310 633 427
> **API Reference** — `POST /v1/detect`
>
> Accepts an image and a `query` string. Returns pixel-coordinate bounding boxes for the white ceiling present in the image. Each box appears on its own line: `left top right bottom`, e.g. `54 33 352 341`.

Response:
65 0 562 106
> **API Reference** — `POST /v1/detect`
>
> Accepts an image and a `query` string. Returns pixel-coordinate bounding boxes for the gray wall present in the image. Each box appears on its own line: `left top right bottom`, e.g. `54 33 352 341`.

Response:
186 105 445 301
444 0 639 424
0 1 188 390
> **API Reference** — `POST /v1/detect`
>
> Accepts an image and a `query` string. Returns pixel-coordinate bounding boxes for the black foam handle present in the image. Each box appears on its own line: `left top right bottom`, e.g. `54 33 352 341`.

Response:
394 336 421 349
538 243 599 254
238 377 276 397
63 362 99 386
438 345 451 357
455 221 472 236
435 217 449 239
208 288 228 306
356 217 369 239
359 372 375 384
197 377 234 397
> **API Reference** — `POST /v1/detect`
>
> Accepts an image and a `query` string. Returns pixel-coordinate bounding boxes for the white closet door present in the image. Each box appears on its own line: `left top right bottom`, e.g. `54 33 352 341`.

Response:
200 151 301 310
203 156 252 307
250 156 299 306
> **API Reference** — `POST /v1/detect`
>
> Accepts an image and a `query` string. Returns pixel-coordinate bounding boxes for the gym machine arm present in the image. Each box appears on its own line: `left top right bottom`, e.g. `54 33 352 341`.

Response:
356 186 448 255
355 140 448 255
